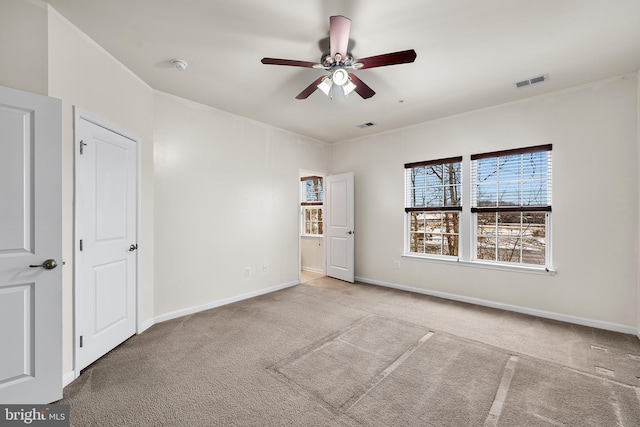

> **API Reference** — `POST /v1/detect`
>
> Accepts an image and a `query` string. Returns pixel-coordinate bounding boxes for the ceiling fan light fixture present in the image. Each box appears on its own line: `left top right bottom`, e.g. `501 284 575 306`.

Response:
317 76 334 96
332 68 349 86
342 78 357 97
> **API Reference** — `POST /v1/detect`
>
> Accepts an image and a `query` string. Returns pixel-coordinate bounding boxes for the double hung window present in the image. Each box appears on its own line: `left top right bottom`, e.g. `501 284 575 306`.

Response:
300 176 323 236
471 145 552 267
404 145 552 271
404 157 462 257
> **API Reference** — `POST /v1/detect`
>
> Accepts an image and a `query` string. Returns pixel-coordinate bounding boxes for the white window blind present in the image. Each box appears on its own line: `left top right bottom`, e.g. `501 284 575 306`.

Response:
471 145 552 212
300 176 323 206
471 144 552 266
404 157 462 211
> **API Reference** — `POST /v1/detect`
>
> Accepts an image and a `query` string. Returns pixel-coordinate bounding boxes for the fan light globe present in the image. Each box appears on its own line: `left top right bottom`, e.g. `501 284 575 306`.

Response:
332 69 349 86
317 77 334 96
342 79 357 96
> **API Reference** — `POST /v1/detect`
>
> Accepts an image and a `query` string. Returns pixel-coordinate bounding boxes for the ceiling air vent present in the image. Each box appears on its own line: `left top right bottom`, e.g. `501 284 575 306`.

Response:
514 74 548 89
357 122 376 129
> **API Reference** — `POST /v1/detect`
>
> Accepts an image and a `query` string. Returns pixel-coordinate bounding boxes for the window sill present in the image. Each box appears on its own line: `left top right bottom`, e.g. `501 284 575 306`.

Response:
401 254 556 275
301 234 323 238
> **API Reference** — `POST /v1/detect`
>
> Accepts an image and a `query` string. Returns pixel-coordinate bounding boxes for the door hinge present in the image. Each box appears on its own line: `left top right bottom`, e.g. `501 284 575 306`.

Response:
79 336 83 348
79 239 83 251
79 140 87 155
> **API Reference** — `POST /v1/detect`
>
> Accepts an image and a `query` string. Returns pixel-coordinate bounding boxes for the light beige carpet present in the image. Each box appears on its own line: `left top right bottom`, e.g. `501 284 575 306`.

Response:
61 277 640 426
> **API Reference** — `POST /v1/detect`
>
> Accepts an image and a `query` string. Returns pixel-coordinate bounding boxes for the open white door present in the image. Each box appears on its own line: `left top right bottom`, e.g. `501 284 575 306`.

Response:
0 85 62 403
75 110 138 372
325 172 355 282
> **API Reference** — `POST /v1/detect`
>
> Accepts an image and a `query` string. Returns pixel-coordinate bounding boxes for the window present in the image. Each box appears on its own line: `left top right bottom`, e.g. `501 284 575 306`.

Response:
301 176 323 236
471 145 552 267
302 207 323 236
404 157 462 257
403 145 553 272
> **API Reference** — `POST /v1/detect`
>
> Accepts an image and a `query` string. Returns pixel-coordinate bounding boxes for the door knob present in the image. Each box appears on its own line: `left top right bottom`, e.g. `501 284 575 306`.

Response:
129 244 138 252
346 230 354 235
29 259 58 270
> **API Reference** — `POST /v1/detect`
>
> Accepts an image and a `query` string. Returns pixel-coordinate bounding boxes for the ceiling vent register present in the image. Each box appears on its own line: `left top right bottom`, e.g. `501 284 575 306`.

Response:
357 122 376 129
515 74 548 88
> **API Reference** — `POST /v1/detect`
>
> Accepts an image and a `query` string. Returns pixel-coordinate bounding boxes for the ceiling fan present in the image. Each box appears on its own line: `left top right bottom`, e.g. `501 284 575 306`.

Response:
261 15 417 100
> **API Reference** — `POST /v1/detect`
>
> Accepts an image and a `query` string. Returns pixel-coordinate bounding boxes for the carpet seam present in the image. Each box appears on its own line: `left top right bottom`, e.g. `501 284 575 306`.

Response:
428 327 640 389
484 355 519 427
342 331 435 412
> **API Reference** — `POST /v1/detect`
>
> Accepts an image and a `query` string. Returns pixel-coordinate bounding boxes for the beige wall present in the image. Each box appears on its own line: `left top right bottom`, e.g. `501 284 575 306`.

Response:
153 91 329 316
301 236 324 273
332 75 639 330
46 7 155 376
0 0 48 95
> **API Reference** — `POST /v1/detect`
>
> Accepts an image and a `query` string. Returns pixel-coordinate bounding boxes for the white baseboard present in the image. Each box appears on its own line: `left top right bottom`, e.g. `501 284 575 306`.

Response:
154 280 299 324
301 266 324 274
63 370 76 388
356 276 639 336
138 318 155 334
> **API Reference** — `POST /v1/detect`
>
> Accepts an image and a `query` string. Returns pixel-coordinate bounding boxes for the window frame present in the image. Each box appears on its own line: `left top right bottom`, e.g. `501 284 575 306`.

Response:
402 145 554 274
471 144 552 269
404 157 462 259
301 205 323 237
300 176 324 237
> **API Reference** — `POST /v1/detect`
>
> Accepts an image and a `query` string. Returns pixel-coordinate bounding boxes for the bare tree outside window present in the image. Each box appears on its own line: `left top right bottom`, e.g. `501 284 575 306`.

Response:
472 146 551 266
304 207 323 235
405 158 461 256
301 176 323 236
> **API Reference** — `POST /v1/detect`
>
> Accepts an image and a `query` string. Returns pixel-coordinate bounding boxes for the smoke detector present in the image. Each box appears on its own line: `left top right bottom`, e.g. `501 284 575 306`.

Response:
171 59 188 71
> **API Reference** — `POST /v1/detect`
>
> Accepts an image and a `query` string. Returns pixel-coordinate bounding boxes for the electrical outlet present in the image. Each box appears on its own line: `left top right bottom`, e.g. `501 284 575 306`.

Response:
394 261 400 269
262 265 267 273
244 267 252 277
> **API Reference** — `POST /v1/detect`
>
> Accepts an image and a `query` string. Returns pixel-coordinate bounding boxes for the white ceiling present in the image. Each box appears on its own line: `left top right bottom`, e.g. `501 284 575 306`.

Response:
44 0 640 143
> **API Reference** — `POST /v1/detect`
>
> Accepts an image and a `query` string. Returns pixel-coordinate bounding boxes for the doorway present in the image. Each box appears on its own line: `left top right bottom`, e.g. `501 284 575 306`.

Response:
299 170 326 282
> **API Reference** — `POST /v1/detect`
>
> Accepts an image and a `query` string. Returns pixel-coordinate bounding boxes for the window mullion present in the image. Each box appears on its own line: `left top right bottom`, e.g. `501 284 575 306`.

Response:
519 212 523 263
460 155 472 261
494 212 498 262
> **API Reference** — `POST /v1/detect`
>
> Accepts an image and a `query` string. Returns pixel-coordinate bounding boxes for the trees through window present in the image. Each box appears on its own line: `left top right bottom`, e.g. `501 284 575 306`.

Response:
405 157 462 257
472 145 552 266
404 145 552 269
301 176 323 236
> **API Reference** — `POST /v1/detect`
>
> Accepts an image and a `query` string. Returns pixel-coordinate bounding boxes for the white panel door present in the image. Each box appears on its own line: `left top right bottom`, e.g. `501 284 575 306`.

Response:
325 172 354 282
0 85 62 403
76 114 137 371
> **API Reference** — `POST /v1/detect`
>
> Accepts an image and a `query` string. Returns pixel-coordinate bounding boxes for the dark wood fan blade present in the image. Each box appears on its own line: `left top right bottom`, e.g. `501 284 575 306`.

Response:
261 58 317 68
357 49 417 69
349 74 375 99
329 15 351 59
296 76 326 99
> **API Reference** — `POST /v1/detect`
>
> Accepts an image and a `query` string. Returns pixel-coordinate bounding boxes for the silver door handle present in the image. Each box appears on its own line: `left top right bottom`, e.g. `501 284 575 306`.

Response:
29 259 58 270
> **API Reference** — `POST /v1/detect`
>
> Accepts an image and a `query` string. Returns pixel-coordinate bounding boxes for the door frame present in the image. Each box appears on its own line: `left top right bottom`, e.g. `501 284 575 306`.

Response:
298 169 327 281
72 107 142 379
